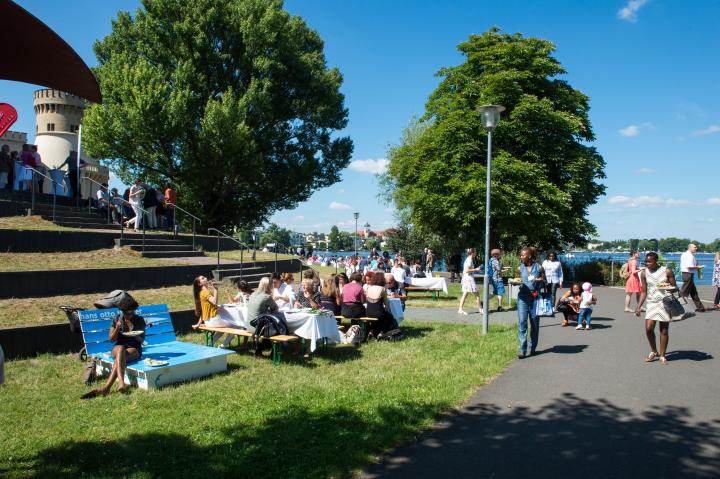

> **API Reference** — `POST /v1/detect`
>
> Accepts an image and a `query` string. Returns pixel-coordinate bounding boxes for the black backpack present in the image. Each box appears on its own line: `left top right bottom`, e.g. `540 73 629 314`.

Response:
250 314 290 356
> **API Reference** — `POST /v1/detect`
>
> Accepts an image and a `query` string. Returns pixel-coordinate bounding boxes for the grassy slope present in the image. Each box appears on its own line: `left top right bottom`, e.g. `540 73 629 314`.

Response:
0 249 184 273
0 322 516 479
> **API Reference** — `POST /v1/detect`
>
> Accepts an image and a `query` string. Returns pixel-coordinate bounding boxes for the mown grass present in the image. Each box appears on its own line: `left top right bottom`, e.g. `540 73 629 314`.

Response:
0 215 76 231
0 321 517 479
0 248 184 273
218 250 298 263
0 285 196 328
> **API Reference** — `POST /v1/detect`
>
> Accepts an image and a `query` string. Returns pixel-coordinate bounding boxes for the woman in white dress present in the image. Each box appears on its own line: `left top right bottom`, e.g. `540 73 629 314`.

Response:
636 252 678 365
458 248 482 315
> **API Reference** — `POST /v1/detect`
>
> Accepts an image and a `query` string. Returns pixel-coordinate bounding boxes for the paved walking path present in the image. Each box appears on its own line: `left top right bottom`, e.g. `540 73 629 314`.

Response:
361 286 720 479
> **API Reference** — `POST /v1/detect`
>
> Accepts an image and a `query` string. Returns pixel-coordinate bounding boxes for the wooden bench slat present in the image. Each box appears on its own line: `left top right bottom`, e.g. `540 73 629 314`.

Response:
267 335 298 342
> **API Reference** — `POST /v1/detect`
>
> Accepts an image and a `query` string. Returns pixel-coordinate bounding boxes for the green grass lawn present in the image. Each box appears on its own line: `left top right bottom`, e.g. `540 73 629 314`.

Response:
0 215 76 231
0 321 517 479
0 249 184 273
219 250 298 263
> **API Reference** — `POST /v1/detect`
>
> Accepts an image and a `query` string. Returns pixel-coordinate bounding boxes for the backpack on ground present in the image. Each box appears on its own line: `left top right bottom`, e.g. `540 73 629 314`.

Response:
378 328 404 342
620 262 630 279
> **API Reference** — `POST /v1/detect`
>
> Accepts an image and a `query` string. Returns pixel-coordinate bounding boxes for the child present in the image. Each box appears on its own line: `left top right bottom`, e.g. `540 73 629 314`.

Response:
576 282 597 330
229 279 252 305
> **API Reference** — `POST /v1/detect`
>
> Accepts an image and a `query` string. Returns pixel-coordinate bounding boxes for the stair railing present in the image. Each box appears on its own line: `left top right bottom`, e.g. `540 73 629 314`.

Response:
116 198 149 254
27 167 66 222
207 228 253 280
166 201 201 250
268 241 294 274
80 176 111 225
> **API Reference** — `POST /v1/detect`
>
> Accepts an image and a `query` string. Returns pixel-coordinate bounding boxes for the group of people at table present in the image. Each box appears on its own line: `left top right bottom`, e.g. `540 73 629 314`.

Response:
190 268 407 351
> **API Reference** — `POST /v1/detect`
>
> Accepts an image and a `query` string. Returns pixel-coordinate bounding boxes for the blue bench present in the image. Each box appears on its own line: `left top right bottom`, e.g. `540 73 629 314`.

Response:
79 304 234 390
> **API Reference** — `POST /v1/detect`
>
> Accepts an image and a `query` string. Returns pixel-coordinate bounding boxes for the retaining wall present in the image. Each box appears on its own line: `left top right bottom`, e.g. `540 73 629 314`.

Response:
0 259 300 299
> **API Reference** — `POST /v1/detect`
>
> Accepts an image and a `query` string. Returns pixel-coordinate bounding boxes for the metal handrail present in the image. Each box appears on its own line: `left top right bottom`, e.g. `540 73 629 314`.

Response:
166 201 201 250
115 197 148 253
27 166 66 222
208 228 253 280
80 176 111 225
268 241 294 274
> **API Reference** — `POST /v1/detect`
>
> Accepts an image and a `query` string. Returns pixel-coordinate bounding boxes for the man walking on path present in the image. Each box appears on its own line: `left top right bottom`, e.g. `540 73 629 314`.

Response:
680 243 706 313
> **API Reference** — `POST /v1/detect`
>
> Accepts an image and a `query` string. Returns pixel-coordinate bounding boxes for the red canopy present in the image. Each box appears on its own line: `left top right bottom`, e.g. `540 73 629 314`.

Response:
0 0 102 103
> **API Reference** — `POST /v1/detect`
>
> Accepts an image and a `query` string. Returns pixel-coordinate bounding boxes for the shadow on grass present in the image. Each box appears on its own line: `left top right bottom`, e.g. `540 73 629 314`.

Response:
361 393 720 479
21 402 450 479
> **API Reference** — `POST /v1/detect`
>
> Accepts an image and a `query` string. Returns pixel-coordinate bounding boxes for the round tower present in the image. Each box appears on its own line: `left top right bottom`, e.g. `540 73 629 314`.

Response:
33 89 108 196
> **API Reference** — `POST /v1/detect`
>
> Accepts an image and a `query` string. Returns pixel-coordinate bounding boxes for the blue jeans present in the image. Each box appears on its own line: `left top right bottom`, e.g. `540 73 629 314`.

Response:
579 308 592 326
517 296 539 354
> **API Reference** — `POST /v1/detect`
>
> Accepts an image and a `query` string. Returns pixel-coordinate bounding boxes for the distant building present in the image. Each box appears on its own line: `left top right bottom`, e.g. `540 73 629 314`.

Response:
33 89 108 196
0 130 27 154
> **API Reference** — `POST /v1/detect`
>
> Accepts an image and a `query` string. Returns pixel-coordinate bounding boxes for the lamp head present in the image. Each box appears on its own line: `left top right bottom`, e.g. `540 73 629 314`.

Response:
354 212 359 220
476 104 505 131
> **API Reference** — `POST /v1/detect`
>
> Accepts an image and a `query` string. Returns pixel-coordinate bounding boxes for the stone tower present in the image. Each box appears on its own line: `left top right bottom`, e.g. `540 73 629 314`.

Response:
33 89 108 195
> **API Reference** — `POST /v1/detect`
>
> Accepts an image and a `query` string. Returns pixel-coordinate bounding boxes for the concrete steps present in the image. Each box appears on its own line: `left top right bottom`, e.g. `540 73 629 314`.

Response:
212 266 266 281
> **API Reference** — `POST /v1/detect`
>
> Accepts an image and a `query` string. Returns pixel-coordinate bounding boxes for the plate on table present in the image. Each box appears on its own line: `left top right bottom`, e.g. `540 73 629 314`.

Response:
285 309 304 314
144 358 168 367
122 330 144 337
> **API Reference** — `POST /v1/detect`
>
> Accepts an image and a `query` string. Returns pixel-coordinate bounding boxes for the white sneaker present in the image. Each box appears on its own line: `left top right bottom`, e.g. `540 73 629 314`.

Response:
575 324 583 330
585 325 591 330
457 309 468 316
479 309 484 315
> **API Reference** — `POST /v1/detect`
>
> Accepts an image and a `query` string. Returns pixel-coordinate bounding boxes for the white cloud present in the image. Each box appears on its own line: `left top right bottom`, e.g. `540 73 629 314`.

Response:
619 122 653 137
706 198 720 205
349 158 389 174
607 195 691 208
691 125 720 137
636 168 655 174
618 0 649 22
329 201 351 210
292 215 305 221
337 188 346 193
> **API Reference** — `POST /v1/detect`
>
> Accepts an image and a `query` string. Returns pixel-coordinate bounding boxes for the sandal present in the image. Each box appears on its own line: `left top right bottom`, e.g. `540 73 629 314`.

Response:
659 356 668 365
561 320 568 327
457 310 468 316
645 352 658 362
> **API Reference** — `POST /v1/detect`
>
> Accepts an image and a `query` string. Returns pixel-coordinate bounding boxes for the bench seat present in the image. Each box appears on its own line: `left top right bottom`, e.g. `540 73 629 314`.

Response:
80 304 234 390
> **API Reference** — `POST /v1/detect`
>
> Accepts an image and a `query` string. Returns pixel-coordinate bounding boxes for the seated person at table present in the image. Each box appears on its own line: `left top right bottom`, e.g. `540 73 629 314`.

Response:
362 271 375 293
366 272 397 337
320 276 342 315
82 306 145 399
229 279 252 305
294 278 321 309
391 259 408 286
191 276 237 348
302 269 321 294
247 277 281 331
335 272 349 297
272 273 295 311
384 273 408 310
341 272 366 319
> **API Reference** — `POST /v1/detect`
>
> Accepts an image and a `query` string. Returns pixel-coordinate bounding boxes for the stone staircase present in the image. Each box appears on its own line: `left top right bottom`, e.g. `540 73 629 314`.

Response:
115 236 205 258
211 265 270 288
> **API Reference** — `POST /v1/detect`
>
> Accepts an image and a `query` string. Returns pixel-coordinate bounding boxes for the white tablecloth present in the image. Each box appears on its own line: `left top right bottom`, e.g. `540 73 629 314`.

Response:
284 311 341 352
219 305 341 353
388 297 404 324
408 277 448 294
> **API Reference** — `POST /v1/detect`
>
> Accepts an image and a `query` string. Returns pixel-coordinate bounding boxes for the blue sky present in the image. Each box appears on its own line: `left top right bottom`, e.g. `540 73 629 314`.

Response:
3 0 719 241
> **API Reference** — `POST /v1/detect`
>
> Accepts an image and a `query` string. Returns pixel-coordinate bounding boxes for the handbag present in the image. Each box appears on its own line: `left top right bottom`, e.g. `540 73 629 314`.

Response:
533 292 554 317
662 294 685 320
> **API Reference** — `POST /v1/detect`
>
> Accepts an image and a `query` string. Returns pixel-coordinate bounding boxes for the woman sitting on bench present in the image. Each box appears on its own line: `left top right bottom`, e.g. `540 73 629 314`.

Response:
341 272 366 319
191 276 236 348
82 307 145 398
366 272 397 338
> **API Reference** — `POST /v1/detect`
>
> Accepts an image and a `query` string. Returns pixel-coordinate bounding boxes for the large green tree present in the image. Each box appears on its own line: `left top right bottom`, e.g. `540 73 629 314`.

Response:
382 29 605 250
84 0 352 229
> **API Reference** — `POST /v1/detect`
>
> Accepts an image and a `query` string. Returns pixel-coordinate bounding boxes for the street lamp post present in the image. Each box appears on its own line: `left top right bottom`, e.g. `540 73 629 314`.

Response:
354 212 359 258
477 104 505 336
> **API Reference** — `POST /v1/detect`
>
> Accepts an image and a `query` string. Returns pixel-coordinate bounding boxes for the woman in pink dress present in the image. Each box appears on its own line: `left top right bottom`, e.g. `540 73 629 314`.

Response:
624 250 642 312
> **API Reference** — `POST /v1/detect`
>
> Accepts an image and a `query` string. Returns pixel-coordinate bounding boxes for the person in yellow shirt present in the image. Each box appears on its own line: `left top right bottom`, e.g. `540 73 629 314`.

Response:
191 276 236 347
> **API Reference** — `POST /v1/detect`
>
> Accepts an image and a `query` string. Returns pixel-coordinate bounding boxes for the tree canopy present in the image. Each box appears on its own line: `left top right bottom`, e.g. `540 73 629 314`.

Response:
84 0 352 229
382 28 606 250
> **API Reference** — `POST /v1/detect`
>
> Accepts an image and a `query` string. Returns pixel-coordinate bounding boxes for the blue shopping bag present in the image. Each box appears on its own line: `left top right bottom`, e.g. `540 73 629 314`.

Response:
533 293 554 317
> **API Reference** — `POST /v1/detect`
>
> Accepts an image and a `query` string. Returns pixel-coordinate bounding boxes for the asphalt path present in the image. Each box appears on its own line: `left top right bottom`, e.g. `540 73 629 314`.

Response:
360 286 720 479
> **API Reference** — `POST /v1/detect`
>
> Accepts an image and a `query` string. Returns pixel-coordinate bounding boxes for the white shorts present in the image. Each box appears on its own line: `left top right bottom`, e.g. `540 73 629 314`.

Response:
462 275 477 293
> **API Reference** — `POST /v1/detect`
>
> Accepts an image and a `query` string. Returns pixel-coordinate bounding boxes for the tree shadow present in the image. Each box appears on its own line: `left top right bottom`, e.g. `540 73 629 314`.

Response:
22 402 449 479
666 350 714 362
361 393 720 479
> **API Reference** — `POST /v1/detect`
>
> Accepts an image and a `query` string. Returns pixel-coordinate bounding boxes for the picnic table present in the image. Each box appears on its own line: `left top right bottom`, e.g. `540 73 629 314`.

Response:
218 304 341 353
407 277 448 300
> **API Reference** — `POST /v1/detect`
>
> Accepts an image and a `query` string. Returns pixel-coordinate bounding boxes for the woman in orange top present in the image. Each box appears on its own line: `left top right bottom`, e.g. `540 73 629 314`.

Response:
624 250 642 313
191 275 235 347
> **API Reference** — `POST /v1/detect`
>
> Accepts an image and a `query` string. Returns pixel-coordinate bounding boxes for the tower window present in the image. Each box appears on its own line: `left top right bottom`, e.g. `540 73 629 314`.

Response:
46 123 55 132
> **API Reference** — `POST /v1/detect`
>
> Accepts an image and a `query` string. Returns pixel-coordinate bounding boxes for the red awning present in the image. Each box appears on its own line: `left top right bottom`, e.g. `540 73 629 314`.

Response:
0 0 102 103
